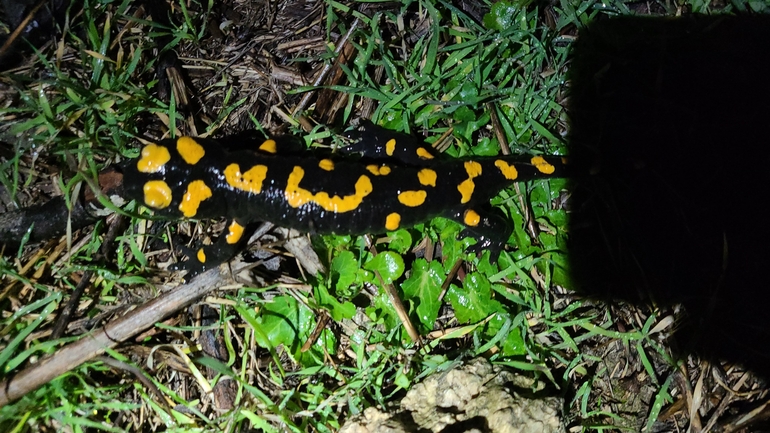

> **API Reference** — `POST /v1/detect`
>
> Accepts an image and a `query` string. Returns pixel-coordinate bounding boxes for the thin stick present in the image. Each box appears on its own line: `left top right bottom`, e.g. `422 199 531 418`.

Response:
292 18 360 117
0 0 49 62
0 264 244 407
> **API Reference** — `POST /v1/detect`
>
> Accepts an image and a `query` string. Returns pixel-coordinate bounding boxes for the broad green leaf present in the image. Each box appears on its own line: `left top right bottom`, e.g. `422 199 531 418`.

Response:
483 1 522 31
364 251 404 285
242 296 314 364
331 250 358 292
366 290 401 330
386 229 413 254
472 137 500 157
402 259 444 329
485 313 526 356
446 272 502 323
316 283 357 322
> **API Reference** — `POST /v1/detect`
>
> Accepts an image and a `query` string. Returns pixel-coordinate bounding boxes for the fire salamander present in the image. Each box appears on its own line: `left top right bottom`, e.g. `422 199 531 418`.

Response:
121 122 567 279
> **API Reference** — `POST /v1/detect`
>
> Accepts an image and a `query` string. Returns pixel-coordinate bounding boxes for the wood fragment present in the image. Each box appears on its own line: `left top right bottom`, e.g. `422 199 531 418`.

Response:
0 263 245 407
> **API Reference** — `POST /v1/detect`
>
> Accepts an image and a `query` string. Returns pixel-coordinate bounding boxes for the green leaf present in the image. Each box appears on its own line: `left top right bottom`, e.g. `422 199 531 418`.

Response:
472 137 500 157
316 283 357 322
454 110 491 144
393 366 414 390
476 250 498 276
366 290 401 329
240 296 314 365
386 229 413 254
324 233 353 249
485 314 526 356
364 251 405 285
402 259 444 329
331 250 358 292
454 105 476 123
502 327 526 356
356 268 375 285
446 272 502 323
434 218 472 265
483 1 522 31
259 296 306 343
538 232 558 250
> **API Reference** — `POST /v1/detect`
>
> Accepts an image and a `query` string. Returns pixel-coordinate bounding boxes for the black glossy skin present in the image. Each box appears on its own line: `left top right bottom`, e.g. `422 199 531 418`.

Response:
122 122 567 279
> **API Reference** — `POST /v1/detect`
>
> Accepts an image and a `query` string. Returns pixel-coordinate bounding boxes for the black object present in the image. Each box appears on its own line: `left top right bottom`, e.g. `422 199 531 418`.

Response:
0 0 69 68
567 15 770 375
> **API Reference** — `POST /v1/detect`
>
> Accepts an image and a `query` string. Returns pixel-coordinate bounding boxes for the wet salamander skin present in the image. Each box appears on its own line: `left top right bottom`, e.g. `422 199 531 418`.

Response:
122 122 567 278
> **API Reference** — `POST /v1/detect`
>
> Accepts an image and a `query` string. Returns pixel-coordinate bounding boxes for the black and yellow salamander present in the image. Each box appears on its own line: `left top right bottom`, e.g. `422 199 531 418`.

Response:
121 122 567 278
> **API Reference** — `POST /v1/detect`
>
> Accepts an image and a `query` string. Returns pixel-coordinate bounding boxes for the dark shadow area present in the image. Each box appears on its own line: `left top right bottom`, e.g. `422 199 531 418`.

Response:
567 15 770 376
0 0 70 69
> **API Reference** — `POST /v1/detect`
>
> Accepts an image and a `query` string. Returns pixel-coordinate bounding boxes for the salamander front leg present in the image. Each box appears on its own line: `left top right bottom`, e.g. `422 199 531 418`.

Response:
447 207 512 264
169 219 252 281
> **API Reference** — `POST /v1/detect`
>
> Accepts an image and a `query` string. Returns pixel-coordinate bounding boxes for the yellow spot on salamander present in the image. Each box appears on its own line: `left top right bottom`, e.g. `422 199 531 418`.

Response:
178 180 212 217
417 169 437 187
385 213 401 231
463 209 481 227
457 161 482 204
259 139 277 154
176 137 205 165
398 190 427 207
416 147 434 159
285 166 373 212
319 159 335 171
385 139 396 156
464 161 482 177
197 248 206 263
366 165 391 176
531 156 555 174
137 144 170 173
225 164 268 194
494 160 519 180
226 221 245 244
143 180 173 209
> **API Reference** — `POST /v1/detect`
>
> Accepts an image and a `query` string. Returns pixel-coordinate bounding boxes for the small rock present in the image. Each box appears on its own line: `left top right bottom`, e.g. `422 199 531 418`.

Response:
340 358 564 433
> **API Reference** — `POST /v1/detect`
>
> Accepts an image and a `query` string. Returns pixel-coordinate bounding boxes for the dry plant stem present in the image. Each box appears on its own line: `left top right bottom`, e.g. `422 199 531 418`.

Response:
51 270 93 339
722 397 770 433
291 18 360 117
437 258 463 302
0 0 48 60
0 265 240 407
301 312 331 353
365 237 421 344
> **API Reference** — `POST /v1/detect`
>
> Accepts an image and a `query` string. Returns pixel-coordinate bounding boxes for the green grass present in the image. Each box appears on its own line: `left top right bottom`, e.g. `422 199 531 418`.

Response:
0 0 763 431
